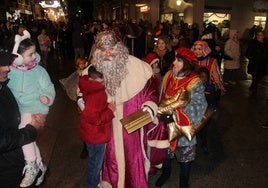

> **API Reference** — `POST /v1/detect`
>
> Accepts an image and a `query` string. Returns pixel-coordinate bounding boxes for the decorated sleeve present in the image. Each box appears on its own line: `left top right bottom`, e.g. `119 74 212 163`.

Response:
183 81 207 126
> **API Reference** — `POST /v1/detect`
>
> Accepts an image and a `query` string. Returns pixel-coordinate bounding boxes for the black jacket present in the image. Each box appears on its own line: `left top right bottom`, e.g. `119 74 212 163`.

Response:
246 39 268 77
0 79 37 188
158 51 175 76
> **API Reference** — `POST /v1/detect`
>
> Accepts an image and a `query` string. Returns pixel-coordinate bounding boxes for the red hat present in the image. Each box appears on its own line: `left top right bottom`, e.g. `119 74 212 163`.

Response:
191 40 211 57
175 47 198 63
144 53 159 66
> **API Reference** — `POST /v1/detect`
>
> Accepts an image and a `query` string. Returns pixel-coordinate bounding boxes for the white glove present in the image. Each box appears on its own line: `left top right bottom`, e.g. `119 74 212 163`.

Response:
77 93 85 111
142 106 154 121
141 101 159 125
77 98 85 111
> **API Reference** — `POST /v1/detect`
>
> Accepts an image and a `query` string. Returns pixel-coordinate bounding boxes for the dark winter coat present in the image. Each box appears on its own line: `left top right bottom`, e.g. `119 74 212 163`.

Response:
246 39 268 77
0 79 37 188
147 50 175 77
72 26 86 49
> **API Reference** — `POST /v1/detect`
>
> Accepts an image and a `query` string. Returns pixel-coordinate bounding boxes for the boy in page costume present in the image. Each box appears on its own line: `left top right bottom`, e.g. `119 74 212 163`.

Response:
84 31 169 188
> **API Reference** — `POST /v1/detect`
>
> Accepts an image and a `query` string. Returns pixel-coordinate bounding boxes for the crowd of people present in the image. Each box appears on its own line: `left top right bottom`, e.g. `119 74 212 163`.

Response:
0 17 268 188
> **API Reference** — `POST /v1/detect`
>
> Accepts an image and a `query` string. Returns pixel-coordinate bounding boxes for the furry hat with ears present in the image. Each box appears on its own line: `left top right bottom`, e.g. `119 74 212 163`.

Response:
144 53 159 66
12 30 31 54
11 30 31 66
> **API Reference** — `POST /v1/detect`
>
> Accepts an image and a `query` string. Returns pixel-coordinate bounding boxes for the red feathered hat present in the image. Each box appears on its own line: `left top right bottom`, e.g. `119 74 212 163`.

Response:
175 47 198 64
144 53 159 66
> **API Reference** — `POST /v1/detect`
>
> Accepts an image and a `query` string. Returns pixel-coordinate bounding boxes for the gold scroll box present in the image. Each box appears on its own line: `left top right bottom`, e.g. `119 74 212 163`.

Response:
120 109 152 134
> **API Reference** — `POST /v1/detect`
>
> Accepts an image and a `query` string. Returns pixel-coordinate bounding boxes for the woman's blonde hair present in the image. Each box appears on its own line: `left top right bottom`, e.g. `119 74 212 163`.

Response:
154 35 172 52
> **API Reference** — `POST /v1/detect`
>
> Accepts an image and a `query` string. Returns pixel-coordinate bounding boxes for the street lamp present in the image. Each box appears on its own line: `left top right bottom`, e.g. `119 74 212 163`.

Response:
39 0 61 8
176 0 182 6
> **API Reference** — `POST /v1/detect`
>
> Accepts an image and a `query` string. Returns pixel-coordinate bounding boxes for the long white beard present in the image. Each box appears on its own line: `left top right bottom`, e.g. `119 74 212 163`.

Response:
153 67 160 74
95 54 128 96
93 42 129 96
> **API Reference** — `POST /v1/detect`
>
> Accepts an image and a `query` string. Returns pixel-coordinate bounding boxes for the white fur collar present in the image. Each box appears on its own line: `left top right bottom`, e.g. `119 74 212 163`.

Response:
111 55 153 104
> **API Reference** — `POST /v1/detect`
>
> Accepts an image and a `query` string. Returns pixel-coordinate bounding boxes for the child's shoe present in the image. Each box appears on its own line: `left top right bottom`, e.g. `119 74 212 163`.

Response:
20 161 39 187
35 161 47 186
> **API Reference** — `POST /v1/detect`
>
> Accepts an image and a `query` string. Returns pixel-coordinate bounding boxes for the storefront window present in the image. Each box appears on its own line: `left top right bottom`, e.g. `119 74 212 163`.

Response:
254 16 266 30
178 13 184 22
161 13 173 23
204 13 230 27
203 12 230 37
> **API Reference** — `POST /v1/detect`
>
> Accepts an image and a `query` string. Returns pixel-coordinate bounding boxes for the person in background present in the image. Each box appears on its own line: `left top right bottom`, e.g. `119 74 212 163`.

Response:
199 67 217 107
0 21 12 52
152 35 175 77
191 40 226 98
29 24 40 53
124 19 146 58
78 65 115 188
37 28 51 69
154 21 165 38
169 23 182 51
212 44 224 71
60 57 90 159
223 30 241 85
0 51 46 188
72 22 86 61
57 24 72 59
198 67 217 154
246 30 268 92
8 38 55 187
144 52 161 89
189 22 200 45
60 57 89 102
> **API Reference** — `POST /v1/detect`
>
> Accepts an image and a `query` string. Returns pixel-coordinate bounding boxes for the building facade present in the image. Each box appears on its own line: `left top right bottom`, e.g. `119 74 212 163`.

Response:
92 0 268 38
0 0 267 38
0 0 67 23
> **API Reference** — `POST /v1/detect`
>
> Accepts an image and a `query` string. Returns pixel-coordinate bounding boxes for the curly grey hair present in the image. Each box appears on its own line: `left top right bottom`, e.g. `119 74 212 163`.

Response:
93 33 129 96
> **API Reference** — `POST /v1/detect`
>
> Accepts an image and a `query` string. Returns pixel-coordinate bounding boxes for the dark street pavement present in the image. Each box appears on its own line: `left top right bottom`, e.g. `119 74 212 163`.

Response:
38 53 268 188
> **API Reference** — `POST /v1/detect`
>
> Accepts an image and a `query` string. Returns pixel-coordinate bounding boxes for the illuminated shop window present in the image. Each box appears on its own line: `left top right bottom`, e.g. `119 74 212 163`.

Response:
254 16 266 30
178 13 184 21
203 13 231 37
161 13 173 23
203 13 230 28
